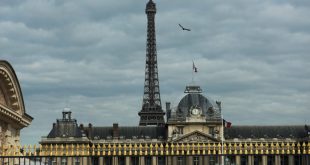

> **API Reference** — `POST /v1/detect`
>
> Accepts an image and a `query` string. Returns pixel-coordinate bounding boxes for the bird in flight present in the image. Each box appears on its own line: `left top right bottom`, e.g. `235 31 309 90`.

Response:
179 24 191 31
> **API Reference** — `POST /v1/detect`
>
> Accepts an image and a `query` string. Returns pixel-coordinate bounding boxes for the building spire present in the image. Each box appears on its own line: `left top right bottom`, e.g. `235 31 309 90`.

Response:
138 0 165 126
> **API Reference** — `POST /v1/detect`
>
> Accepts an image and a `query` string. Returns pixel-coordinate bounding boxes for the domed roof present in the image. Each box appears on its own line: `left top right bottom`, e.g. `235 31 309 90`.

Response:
176 85 221 119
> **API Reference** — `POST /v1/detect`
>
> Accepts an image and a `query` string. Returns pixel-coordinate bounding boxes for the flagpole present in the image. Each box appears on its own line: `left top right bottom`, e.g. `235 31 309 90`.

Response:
221 114 224 165
192 60 194 83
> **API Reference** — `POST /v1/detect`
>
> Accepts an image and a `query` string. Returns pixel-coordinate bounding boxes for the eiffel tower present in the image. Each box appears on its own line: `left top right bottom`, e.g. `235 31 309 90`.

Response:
138 0 165 126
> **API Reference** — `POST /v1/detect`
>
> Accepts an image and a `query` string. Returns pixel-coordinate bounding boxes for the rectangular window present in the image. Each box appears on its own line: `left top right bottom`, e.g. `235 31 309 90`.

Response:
177 156 186 165
61 157 67 165
105 157 112 165
241 155 247 165
131 156 139 165
74 157 80 165
158 156 166 165
118 156 125 165
209 127 215 136
267 155 274 165
145 156 152 165
193 156 199 165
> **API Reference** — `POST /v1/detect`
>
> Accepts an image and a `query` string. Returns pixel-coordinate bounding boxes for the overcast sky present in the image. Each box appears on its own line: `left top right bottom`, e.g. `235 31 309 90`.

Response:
1 0 309 144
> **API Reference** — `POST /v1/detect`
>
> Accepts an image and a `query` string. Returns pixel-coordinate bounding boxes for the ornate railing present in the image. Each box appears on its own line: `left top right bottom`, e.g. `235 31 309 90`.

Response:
1 142 309 157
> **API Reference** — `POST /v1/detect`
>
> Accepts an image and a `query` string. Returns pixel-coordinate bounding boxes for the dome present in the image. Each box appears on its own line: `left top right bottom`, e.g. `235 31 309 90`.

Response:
175 85 221 119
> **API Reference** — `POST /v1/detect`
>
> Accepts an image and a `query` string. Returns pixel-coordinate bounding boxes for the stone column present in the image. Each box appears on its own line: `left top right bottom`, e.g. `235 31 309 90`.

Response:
113 156 118 165
275 155 281 165
187 156 193 165
288 155 294 165
203 156 209 165
247 155 254 165
99 157 104 165
139 156 145 165
125 156 130 165
152 156 157 165
172 156 177 165
262 155 267 165
235 155 241 165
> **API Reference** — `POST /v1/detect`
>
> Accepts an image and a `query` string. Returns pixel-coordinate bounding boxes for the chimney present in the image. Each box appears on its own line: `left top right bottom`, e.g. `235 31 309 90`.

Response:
166 102 171 121
113 123 119 139
68 111 72 120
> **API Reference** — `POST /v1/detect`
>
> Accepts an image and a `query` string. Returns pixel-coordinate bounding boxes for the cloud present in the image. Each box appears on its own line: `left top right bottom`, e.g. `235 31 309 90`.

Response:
1 0 309 144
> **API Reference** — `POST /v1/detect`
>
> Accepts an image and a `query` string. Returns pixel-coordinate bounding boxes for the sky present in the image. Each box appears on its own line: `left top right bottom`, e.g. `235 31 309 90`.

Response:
0 0 309 144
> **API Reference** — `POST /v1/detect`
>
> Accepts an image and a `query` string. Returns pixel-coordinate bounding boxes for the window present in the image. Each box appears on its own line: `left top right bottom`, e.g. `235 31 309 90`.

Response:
61 157 67 165
209 127 215 136
241 155 247 165
131 156 139 165
105 157 112 165
209 156 217 165
145 156 152 165
74 157 80 165
118 156 125 165
267 155 274 165
177 156 186 165
193 156 199 165
158 156 166 165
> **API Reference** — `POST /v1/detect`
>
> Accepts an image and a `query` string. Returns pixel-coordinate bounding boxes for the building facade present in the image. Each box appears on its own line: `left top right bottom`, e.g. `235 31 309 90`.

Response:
0 60 33 147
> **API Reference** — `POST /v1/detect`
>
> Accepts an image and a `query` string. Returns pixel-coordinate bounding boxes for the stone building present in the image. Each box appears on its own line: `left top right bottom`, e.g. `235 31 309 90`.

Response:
0 60 33 147
38 0 310 165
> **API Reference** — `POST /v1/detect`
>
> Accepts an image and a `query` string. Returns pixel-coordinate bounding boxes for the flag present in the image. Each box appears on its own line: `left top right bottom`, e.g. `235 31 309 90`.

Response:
192 62 198 73
223 119 232 128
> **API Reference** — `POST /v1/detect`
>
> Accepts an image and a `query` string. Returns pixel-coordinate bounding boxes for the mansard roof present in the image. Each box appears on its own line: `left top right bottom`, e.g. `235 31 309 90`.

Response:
91 126 166 140
224 125 309 139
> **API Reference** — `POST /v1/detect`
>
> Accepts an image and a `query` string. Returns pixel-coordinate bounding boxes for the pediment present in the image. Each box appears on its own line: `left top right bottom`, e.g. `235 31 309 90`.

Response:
171 130 220 143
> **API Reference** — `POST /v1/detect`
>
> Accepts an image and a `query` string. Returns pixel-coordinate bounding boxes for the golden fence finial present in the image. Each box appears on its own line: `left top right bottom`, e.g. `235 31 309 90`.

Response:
181 143 185 155
212 143 216 155
297 142 301 154
112 144 116 156
186 143 190 155
59 144 63 156
76 144 81 156
102 144 106 156
165 143 169 155
170 143 174 155
70 144 74 156
191 143 195 155
149 143 153 155
139 143 143 156
281 142 285 154
107 144 111 156
308 142 310 155
223 143 227 155
302 142 306 154
270 142 274 154
129 144 132 156
98 145 102 156
134 143 138 156
249 142 253 154
292 143 295 155
207 143 211 155
123 144 127 156
160 143 164 155
175 143 179 155
197 143 201 155
202 143 206 155
154 143 158 155
233 143 237 155
92 144 95 156
260 143 264 155
144 144 148 156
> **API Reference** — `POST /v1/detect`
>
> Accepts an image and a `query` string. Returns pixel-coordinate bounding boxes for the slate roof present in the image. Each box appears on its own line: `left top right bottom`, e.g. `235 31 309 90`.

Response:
224 125 309 139
90 126 166 140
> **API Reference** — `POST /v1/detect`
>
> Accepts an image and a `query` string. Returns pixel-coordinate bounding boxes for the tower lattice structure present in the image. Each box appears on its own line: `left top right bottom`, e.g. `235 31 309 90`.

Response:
138 0 165 126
